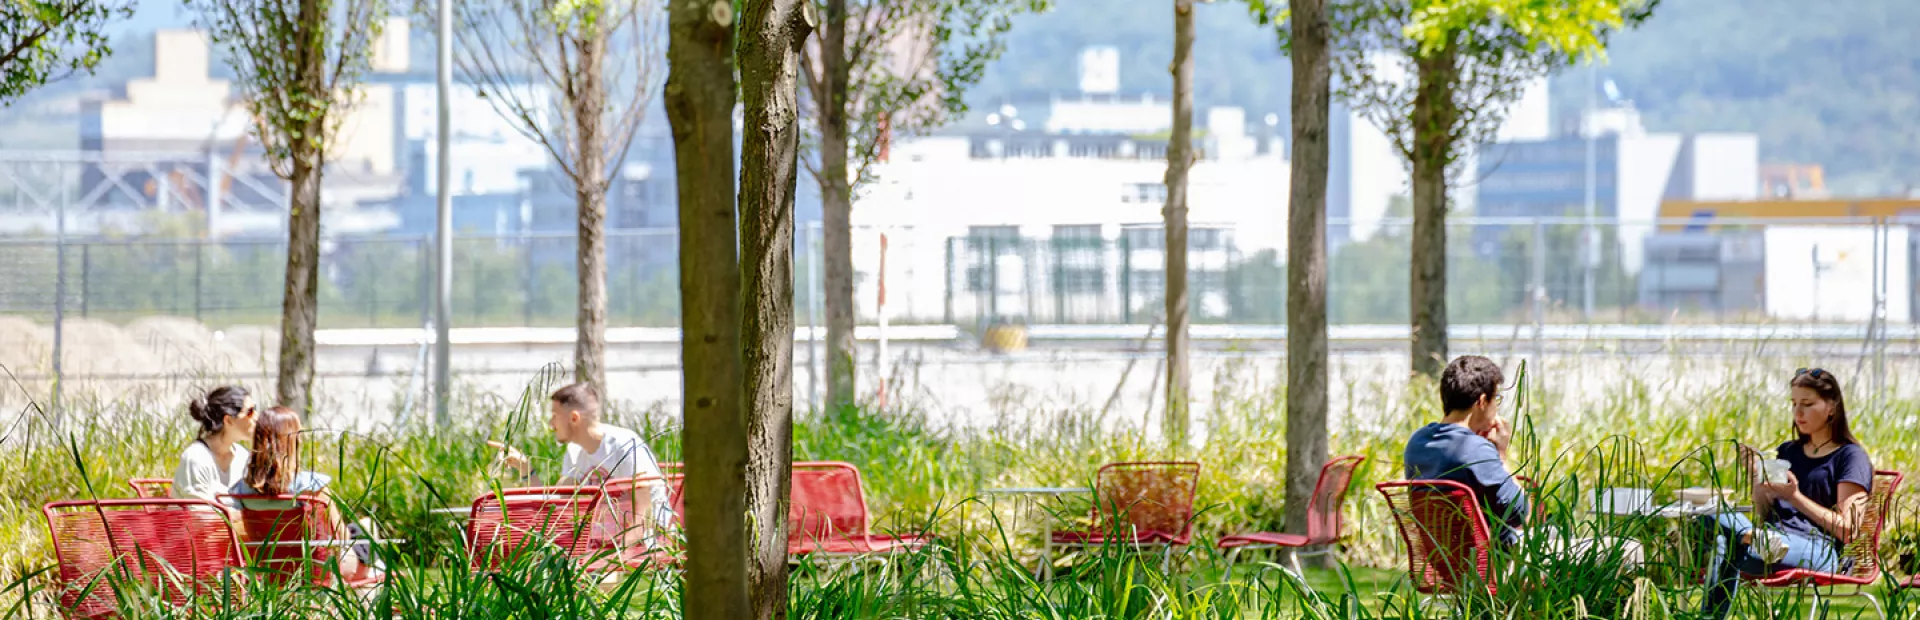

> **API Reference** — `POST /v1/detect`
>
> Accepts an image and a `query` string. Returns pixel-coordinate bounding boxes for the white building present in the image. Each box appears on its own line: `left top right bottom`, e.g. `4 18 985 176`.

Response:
850 102 1288 324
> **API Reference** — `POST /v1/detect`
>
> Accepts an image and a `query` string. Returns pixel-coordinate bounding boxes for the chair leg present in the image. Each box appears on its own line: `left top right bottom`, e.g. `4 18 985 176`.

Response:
1160 545 1172 572
1038 542 1052 582
1288 548 1305 579
1865 592 1886 620
1225 546 1241 568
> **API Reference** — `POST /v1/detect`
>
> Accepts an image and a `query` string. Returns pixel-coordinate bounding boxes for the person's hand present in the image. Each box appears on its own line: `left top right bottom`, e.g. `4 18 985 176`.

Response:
1487 417 1513 456
1759 471 1801 503
487 440 530 475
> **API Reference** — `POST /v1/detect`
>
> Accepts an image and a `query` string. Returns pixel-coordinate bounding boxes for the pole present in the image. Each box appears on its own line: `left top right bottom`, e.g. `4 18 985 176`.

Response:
52 193 67 421
1531 218 1546 368
433 0 454 428
1582 65 1597 320
806 222 822 410
876 233 890 408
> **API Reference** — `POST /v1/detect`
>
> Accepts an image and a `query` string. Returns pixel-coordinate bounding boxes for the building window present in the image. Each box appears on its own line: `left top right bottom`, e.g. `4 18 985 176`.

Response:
1122 226 1164 250
1122 183 1168 204
1052 225 1105 294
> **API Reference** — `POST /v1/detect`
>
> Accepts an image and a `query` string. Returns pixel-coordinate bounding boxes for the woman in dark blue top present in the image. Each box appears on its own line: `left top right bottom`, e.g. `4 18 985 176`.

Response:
1699 368 1874 618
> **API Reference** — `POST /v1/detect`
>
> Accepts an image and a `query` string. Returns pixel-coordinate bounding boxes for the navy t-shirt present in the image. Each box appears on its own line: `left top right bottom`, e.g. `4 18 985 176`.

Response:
1404 422 1529 544
1770 441 1873 540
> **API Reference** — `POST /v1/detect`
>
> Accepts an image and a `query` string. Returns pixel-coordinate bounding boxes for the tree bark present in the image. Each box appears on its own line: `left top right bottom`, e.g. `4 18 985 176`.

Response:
820 0 856 413
738 1 812 618
666 0 744 615
1161 0 1194 447
1282 0 1331 560
574 31 610 396
1409 39 1458 380
276 148 321 414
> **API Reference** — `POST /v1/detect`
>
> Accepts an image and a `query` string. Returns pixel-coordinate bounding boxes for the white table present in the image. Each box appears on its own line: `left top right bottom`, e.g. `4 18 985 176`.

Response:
980 486 1093 580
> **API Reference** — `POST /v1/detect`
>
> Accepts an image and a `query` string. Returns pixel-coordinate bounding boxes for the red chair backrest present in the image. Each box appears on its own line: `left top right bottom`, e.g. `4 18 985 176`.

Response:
219 494 342 587
127 479 173 500
600 475 666 549
465 487 602 572
657 462 683 475
789 462 872 547
1092 461 1202 544
1305 455 1367 545
42 499 244 619
1841 470 1904 579
1376 479 1497 596
663 473 686 524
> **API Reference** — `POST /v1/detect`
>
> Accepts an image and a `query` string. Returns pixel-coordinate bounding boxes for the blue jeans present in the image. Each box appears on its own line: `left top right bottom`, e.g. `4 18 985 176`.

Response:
1697 512 1843 618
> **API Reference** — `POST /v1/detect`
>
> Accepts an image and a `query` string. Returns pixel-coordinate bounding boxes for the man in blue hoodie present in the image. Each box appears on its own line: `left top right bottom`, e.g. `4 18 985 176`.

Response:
1403 355 1530 544
1403 355 1641 570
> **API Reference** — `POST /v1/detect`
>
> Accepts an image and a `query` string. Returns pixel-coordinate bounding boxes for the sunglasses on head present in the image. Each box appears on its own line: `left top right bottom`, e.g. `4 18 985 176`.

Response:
1795 367 1828 380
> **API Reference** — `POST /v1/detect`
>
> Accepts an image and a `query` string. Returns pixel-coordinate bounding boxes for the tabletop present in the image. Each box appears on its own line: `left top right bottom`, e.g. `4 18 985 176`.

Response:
980 486 1093 496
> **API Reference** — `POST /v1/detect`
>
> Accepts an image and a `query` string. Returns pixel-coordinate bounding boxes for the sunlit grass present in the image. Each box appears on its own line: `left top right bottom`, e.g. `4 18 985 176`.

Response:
1 358 1916 618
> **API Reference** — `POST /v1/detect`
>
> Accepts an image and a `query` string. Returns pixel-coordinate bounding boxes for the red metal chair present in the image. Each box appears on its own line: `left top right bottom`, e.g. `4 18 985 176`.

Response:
593 475 675 569
464 486 603 572
1376 479 1500 602
1745 470 1903 619
788 461 933 559
126 479 173 500
1047 461 1201 575
42 499 246 619
218 493 383 590
1218 455 1366 573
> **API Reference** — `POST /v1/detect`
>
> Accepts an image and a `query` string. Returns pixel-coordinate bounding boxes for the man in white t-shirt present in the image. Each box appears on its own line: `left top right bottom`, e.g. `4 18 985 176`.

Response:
498 383 670 536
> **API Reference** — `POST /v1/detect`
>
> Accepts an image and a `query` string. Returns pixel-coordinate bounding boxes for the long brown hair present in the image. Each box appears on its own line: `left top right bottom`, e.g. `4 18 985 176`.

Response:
1791 368 1858 447
243 406 303 496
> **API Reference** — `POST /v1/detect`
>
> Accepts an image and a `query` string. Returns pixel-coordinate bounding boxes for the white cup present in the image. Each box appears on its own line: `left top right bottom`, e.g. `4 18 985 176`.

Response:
1762 459 1791 485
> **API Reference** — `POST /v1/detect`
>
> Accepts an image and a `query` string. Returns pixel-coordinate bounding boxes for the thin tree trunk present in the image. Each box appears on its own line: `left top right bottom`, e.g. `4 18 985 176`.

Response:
820 0 856 413
1409 39 1457 379
1161 0 1194 447
277 148 321 413
738 1 812 617
667 0 745 613
574 32 610 395
1282 0 1332 564
276 0 326 415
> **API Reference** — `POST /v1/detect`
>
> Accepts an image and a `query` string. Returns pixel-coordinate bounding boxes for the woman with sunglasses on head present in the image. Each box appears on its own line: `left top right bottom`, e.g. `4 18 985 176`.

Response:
172 386 258 502
1697 367 1874 618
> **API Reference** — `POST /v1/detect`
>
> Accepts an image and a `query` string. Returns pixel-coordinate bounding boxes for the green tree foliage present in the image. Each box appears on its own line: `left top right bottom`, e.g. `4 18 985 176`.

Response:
0 0 132 104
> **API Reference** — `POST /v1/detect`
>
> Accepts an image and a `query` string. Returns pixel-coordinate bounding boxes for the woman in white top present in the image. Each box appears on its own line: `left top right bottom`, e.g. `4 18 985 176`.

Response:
171 386 257 502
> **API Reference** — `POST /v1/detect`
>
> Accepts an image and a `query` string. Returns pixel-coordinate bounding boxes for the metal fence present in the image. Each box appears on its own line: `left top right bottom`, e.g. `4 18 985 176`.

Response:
939 217 1917 329
2 217 1913 331
0 215 1914 418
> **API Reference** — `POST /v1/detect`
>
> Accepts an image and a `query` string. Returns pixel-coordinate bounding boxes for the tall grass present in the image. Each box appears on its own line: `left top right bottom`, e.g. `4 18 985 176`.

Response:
2 358 1917 618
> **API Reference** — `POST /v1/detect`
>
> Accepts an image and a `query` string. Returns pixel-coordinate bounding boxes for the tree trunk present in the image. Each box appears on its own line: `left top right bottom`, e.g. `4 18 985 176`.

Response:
1282 0 1332 565
738 1 812 618
276 148 321 413
820 0 856 413
1409 39 1458 379
1161 0 1194 447
666 0 744 614
276 0 326 415
574 32 610 395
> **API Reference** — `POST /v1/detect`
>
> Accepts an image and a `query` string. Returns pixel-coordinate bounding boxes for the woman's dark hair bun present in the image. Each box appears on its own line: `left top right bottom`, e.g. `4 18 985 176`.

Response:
188 386 249 437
